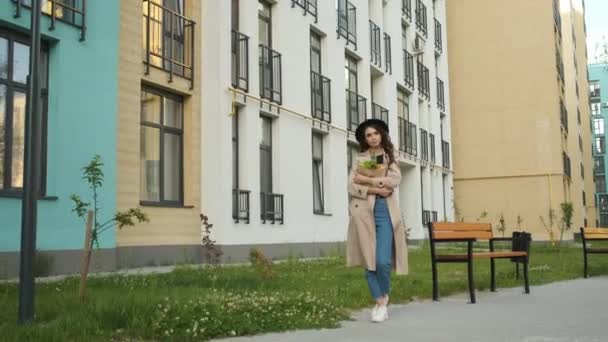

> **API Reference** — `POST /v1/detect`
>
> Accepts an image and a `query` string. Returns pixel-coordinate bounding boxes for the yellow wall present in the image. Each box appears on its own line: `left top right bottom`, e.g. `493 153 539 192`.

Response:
447 0 594 239
116 0 202 246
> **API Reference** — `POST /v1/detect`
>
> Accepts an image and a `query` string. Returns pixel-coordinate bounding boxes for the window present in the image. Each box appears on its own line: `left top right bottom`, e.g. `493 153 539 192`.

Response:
0 30 49 194
592 103 602 116
347 143 359 172
581 163 584 179
21 0 82 26
596 136 605 154
583 191 586 207
595 156 605 174
260 116 273 195
430 133 436 163
345 55 358 93
596 175 606 193
312 132 324 213
590 80 600 98
310 31 322 74
579 135 583 152
140 88 183 204
258 1 271 46
397 89 409 120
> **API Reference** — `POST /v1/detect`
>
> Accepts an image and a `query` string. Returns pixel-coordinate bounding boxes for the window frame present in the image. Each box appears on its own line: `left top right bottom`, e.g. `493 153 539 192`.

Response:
0 28 49 197
312 131 325 214
139 86 184 206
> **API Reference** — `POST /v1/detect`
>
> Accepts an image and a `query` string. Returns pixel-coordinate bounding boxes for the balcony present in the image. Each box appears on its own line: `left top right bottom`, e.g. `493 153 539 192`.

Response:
370 20 382 68
563 152 571 178
442 140 450 169
402 0 412 22
260 192 284 224
434 18 442 54
13 0 87 40
437 77 445 111
403 50 415 90
417 61 430 100
415 0 428 38
432 211 438 223
372 103 389 125
430 133 436 163
232 189 251 224
311 71 332 123
384 33 392 74
259 45 283 104
420 129 429 161
231 30 249 92
560 100 568 134
590 88 601 99
595 157 605 175
422 210 430 226
291 0 318 22
143 0 195 88
337 0 357 49
398 117 417 156
346 90 367 132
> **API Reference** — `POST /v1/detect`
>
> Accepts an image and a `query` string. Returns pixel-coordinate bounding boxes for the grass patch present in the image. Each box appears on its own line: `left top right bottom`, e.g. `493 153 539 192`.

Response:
1 244 607 341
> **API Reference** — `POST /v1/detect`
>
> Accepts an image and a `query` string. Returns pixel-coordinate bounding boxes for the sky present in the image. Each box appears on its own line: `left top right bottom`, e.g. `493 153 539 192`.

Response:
585 0 608 63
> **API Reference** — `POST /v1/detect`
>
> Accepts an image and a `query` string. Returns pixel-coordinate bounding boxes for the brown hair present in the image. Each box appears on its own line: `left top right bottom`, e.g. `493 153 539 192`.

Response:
359 124 396 165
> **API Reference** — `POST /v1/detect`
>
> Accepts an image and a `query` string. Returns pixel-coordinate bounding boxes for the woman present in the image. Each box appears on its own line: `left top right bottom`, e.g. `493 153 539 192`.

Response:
347 118 408 323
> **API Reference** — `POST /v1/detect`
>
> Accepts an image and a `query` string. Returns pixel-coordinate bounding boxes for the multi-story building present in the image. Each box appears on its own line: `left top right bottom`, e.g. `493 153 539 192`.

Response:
589 63 608 226
0 0 203 278
0 0 453 278
201 0 453 256
447 0 596 240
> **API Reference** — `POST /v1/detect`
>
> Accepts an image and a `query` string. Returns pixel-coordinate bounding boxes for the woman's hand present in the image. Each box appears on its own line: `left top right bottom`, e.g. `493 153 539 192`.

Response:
369 187 393 198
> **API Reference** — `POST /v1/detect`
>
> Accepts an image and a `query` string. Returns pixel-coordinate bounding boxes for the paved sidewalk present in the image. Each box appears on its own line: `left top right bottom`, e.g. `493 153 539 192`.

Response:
218 277 608 342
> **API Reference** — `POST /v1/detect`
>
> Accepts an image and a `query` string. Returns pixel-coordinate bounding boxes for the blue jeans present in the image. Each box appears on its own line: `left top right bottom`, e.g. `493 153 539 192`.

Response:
366 196 393 300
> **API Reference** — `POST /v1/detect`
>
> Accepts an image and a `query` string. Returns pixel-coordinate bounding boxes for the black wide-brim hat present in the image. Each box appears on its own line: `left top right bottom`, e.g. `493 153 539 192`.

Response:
355 118 389 144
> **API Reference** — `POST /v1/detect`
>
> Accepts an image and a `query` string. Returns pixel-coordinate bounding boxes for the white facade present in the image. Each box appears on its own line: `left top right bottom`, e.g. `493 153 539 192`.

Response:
201 0 454 251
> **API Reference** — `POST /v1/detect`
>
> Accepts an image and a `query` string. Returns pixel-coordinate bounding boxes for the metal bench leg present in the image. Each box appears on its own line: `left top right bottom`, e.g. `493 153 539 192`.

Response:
583 251 588 278
490 258 496 292
432 261 439 301
468 259 476 303
523 258 530 294
515 262 520 279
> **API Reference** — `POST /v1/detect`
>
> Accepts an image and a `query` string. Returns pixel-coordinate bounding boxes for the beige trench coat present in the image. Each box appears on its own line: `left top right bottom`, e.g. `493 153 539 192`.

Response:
346 151 409 275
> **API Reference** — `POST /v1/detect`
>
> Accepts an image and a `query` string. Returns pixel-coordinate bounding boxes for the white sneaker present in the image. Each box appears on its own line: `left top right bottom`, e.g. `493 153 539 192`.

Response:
370 304 379 321
372 305 388 323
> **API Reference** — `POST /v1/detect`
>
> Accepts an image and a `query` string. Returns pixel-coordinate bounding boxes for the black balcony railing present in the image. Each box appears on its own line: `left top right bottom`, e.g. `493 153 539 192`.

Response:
261 192 284 224
311 71 332 123
437 77 445 111
442 140 450 169
402 0 412 21
399 117 417 156
259 45 282 104
590 87 601 99
384 33 392 74
291 0 318 22
346 90 367 132
595 157 605 175
370 20 382 67
417 61 430 100
563 152 571 178
404 49 415 89
431 211 438 223
415 0 428 38
434 18 442 54
422 210 431 226
420 129 429 161
231 30 249 92
560 100 568 133
372 103 389 125
232 189 251 224
430 133 436 163
337 0 357 49
143 0 195 88
13 0 87 40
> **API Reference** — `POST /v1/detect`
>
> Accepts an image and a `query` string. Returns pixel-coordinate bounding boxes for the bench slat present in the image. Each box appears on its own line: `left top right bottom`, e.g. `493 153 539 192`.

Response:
436 251 527 261
434 231 493 240
582 228 608 234
432 222 492 232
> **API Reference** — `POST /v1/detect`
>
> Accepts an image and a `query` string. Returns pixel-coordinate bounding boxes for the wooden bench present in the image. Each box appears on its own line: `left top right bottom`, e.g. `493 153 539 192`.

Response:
428 222 531 303
580 227 608 278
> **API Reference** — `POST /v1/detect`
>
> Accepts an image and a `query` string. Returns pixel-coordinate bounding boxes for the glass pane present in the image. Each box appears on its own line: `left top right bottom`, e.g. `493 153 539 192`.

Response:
40 49 48 87
313 161 323 212
261 117 271 146
312 134 323 159
0 85 5 189
0 38 7 79
140 126 161 201
163 133 181 201
13 42 29 84
260 148 272 194
164 97 183 129
11 91 26 188
141 91 161 123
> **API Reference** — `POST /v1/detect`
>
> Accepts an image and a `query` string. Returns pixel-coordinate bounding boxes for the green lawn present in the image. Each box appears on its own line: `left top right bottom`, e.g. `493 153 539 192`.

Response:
1 244 607 341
